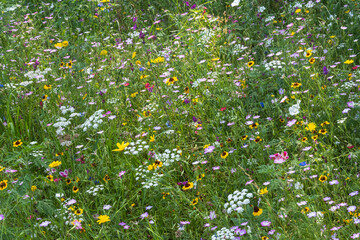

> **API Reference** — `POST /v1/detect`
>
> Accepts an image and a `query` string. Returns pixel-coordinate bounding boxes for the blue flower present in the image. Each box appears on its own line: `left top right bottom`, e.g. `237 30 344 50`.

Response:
260 102 264 108
166 121 172 128
0 84 4 88
139 67 144 71
299 161 307 166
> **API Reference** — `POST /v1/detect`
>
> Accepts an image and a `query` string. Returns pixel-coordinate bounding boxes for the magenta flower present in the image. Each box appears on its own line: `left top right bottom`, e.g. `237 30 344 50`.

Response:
204 145 215 154
118 171 126 178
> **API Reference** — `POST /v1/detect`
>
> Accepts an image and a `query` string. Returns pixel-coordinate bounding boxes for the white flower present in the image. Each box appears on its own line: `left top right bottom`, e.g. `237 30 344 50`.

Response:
231 0 240 7
289 100 301 116
243 199 250 204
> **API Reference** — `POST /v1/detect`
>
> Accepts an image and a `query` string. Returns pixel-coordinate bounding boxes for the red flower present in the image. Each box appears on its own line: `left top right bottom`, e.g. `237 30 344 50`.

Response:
220 107 226 111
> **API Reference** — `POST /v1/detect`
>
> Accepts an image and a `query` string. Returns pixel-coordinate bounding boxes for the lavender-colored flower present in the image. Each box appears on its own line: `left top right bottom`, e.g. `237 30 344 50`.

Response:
261 221 271 227
209 211 216 220
146 206 153 210
350 233 360 239
103 205 112 210
0 214 4 221
347 101 354 108
329 180 339 185
348 206 357 212
40 221 51 227
268 229 276 235
140 212 149 219
212 166 220 170
279 88 284 95
119 222 126 226
349 191 359 196
204 146 215 154
307 212 317 218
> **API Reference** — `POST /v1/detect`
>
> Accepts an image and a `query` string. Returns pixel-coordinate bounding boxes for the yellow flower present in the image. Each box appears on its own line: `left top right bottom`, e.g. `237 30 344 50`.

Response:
13 139 23 147
62 41 69 47
221 151 229 159
247 61 255 68
305 50 312 58
73 186 79 193
100 50 108 56
97 215 110 224
254 136 262 143
54 43 63 48
42 95 48 102
44 84 52 90
301 137 308 142
191 198 199 206
0 166 5 172
253 207 263 216
260 187 268 195
305 122 316 131
66 60 73 68
319 129 327 135
344 60 354 64
103 175 110 182
130 92 138 98
309 58 315 64
291 82 302 88
112 141 130 152
196 174 205 181
295 9 301 13
148 165 154 171
212 58 220 61
319 175 327 183
49 161 61 168
135 60 141 65
132 52 136 59
143 111 151 117
182 182 194 191
150 135 155 142
46 175 53 182
74 208 83 216
165 77 178 85
0 180 8 191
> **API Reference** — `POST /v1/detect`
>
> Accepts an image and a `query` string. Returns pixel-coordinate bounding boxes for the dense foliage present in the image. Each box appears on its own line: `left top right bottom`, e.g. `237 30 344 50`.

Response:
0 0 359 239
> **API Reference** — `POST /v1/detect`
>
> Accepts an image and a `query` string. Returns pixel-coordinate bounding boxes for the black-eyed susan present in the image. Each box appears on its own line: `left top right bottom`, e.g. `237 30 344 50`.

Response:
309 57 316 64
73 186 79 193
103 175 110 182
0 180 8 191
190 198 199 206
249 122 259 129
66 60 73 68
44 84 52 90
262 236 269 240
196 174 205 181
319 175 327 183
312 135 318 141
305 50 312 58
165 77 178 85
319 129 327 135
221 151 229 159
60 62 65 67
42 95 48 101
253 206 263 216
247 61 255 68
301 207 310 213
13 139 23 147
321 121 330 127
74 208 83 215
254 136 262 143
226 138 232 143
143 110 151 117
184 87 189 94
65 179 71 185
241 135 248 140
291 82 302 88
46 175 54 182
182 182 194 191
162 192 170 199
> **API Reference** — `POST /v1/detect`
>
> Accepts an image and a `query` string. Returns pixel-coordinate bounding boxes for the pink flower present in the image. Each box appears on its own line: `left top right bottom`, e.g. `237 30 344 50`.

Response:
118 171 126 178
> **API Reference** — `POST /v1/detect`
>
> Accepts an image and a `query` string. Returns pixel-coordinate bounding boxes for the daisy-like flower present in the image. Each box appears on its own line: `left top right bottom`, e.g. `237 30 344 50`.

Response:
103 175 110 182
48 161 61 168
291 82 302 88
253 206 263 216
182 182 194 191
221 151 229 159
260 187 268 195
112 141 130 152
309 58 316 64
247 61 255 68
0 180 8 191
74 208 83 215
165 77 178 85
319 175 327 183
344 59 354 64
44 84 52 90
73 186 79 193
97 215 110 224
100 50 108 55
13 140 23 147
254 136 262 143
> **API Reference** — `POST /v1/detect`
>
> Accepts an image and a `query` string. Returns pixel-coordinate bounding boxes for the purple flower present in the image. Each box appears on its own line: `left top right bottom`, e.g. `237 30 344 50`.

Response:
204 146 215 154
118 171 126 178
286 119 297 127
350 233 360 239
347 101 354 108
348 206 356 212
180 221 190 225
342 108 351 114
40 221 51 227
140 212 149 219
278 88 284 95
103 205 112 210
146 206 153 210
190 4 196 9
212 166 220 170
307 212 317 218
124 225 130 229
349 191 359 196
119 222 126 226
209 211 216 220
323 66 328 75
0 214 4 221
268 229 276 235
260 221 271 227
329 180 339 185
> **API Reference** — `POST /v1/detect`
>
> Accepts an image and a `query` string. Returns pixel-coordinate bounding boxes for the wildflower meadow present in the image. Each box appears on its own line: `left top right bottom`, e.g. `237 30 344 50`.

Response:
0 0 359 239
